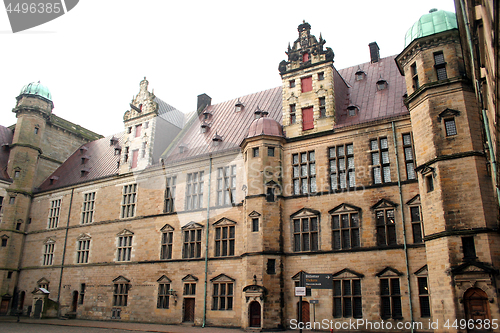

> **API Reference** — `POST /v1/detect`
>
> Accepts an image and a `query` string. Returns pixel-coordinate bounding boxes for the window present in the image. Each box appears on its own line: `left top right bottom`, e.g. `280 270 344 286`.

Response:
292 151 316 195
301 76 312 93
7 271 12 279
47 199 61 229
141 142 147 158
253 147 259 157
347 106 357 117
434 52 447 80
127 127 132 134
402 134 416 180
157 281 171 309
79 283 86 304
319 97 326 118
252 218 259 232
418 277 430 317
290 104 296 124
0 196 3 214
444 118 457 136
289 80 295 88
377 80 388 90
135 124 142 138
462 236 476 260
318 72 324 81
183 227 202 258
121 184 137 218
164 176 176 213
43 241 55 266
14 170 20 178
184 282 196 295
111 308 121 319
216 166 236 206
215 225 235 257
34 127 39 134
267 259 276 274
38 279 49 290
332 211 360 250
329 144 355 191
113 282 129 306
302 107 314 130
77 237 90 264
333 279 362 318
160 228 173 260
144 122 149 129
185 172 204 210
212 282 233 310
380 278 402 319
117 234 133 261
266 187 275 202
292 215 319 252
268 147 275 157
411 62 419 90
410 206 423 243
131 149 139 168
1 236 7 247
15 222 21 230
81 192 95 224
426 174 434 192
376 208 396 246
123 147 129 162
9 197 15 205
370 138 391 184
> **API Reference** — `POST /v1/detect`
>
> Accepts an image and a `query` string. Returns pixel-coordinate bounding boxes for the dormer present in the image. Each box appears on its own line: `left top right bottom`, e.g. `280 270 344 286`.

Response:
212 133 223 147
235 99 244 112
376 77 388 91
355 67 366 81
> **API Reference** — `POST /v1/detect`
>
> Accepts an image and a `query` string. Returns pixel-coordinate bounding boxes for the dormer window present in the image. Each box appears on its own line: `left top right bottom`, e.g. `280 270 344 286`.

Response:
49 176 59 185
235 99 244 112
254 106 263 119
114 147 121 156
212 133 223 147
110 137 118 146
355 68 366 81
79 146 88 154
81 156 89 165
347 105 359 117
376 78 388 91
201 121 210 133
203 110 212 120
80 169 90 177
179 144 188 154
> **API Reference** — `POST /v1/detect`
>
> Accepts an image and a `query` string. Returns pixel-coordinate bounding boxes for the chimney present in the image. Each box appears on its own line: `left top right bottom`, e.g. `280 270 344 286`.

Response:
197 93 212 113
369 42 380 63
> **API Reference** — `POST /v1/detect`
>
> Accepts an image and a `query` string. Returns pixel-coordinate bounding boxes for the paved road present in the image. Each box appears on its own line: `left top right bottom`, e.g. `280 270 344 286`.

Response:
1 322 138 333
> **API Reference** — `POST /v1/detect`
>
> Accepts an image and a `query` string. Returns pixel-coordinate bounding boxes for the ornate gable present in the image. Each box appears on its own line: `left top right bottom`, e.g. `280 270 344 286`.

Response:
376 266 404 277
332 268 364 279
290 208 320 219
210 274 235 282
123 77 159 122
414 265 428 276
329 203 361 214
371 198 398 210
44 237 55 244
213 218 237 226
248 211 261 218
117 229 134 237
77 233 91 241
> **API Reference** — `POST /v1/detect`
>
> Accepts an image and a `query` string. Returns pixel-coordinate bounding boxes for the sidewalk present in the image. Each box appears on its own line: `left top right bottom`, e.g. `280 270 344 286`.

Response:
0 316 305 333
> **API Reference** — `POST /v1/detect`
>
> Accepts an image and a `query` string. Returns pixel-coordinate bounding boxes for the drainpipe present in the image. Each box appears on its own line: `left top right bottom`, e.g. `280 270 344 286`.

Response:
480 91 500 205
202 155 213 328
57 187 74 318
392 122 414 332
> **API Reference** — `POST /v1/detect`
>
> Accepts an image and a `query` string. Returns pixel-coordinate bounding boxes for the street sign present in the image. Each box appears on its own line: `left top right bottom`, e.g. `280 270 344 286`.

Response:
304 273 333 289
310 300 319 304
295 287 306 296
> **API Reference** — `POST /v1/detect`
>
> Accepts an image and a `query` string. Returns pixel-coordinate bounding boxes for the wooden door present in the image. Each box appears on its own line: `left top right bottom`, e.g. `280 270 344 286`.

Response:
183 298 195 322
34 299 43 318
297 300 310 323
464 288 491 331
249 301 261 327
0 299 9 315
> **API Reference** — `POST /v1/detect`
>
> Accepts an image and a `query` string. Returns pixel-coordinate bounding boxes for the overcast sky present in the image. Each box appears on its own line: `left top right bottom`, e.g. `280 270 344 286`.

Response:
1 0 456 137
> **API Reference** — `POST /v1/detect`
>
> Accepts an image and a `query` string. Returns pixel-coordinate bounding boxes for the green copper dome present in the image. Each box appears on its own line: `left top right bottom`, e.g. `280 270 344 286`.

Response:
19 81 52 101
404 9 458 48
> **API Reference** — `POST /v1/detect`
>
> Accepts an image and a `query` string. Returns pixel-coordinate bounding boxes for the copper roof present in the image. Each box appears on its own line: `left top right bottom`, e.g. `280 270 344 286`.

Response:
246 116 284 138
0 125 13 182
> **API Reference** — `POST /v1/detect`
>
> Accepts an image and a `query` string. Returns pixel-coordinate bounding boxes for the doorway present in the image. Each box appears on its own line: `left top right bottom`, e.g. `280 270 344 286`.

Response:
33 299 43 318
183 298 195 322
71 291 78 312
249 301 261 327
0 298 9 315
297 300 310 323
464 288 491 331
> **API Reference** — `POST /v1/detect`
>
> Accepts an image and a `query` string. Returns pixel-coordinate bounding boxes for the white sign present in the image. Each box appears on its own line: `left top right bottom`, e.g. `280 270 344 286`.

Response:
295 287 306 296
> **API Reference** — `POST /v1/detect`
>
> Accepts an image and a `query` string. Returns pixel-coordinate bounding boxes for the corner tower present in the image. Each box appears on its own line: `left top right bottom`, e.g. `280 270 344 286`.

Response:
396 9 499 331
279 21 335 138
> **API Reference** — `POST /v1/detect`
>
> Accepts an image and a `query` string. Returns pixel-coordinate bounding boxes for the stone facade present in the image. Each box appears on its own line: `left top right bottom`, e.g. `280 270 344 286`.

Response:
0 9 499 333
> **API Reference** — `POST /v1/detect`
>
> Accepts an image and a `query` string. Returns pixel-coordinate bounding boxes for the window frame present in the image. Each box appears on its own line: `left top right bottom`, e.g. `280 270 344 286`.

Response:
113 282 129 307
81 192 96 224
292 214 319 252
333 278 362 318
215 225 235 257
410 206 423 243
185 172 204 211
380 277 403 319
444 118 457 136
182 227 202 259
290 104 296 124
121 184 137 218
212 281 234 311
433 51 447 81
117 234 133 262
43 241 55 266
216 166 236 207
375 207 397 246
417 276 431 317
402 134 416 180
319 97 326 118
164 176 177 213
160 228 173 260
292 151 316 195
157 282 171 309
332 210 360 250
76 237 90 264
329 144 355 191
370 137 391 184
47 198 62 229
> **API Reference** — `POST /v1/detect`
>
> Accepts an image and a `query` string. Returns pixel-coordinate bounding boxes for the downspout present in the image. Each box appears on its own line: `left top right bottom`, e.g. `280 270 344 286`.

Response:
458 0 500 206
392 122 414 332
202 155 213 328
57 187 74 318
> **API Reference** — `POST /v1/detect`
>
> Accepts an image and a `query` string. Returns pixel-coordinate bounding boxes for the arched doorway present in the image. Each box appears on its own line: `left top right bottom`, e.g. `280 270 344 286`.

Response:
297 300 310 323
71 291 79 312
249 301 261 327
464 288 491 330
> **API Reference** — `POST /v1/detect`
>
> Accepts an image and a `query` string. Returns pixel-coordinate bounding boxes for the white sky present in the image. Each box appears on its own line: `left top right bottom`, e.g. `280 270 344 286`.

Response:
1 0 456 137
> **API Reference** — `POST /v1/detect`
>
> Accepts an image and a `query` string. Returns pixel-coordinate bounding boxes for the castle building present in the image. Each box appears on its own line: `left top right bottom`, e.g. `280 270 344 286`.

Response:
0 7 498 332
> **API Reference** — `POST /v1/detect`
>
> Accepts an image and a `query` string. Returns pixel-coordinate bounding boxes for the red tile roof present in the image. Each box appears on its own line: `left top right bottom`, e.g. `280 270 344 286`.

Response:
0 125 13 182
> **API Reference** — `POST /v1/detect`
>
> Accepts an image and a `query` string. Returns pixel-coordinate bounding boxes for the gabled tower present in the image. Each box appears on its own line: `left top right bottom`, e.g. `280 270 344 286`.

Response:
279 21 335 138
396 9 499 331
